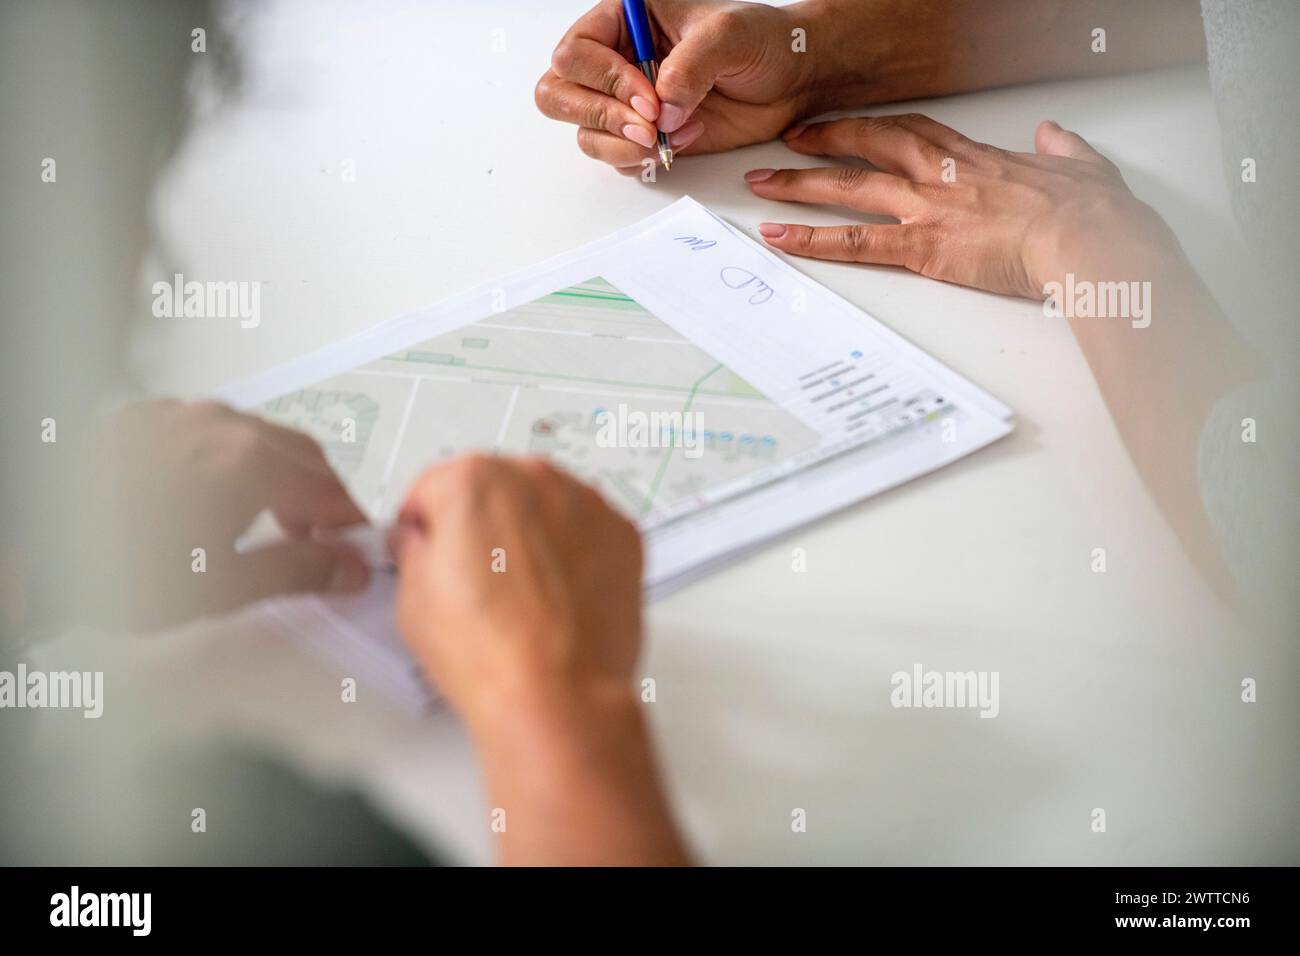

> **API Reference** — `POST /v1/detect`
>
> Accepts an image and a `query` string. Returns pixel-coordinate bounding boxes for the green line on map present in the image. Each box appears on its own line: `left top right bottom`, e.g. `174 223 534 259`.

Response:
547 289 634 303
389 355 751 399
639 362 724 515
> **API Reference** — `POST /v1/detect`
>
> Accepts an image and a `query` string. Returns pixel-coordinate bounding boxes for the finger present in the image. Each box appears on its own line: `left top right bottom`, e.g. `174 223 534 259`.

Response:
184 400 321 470
248 416 336 477
744 166 923 220
394 455 538 576
535 71 658 147
239 435 367 531
756 221 926 270
552 6 658 118
229 540 370 605
397 453 507 530
576 120 705 170
577 124 653 169
1034 120 1102 161
654 15 757 133
887 112 972 153
247 417 351 537
1034 119 1124 177
784 117 946 180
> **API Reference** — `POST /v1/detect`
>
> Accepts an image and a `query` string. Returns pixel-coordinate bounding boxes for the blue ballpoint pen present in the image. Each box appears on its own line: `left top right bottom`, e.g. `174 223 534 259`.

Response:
622 0 673 169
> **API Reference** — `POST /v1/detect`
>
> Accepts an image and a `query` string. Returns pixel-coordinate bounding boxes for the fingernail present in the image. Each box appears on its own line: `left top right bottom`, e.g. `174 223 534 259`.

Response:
744 168 776 183
670 119 704 149
623 123 655 149
630 95 657 122
758 222 787 239
658 103 689 133
329 557 369 592
783 124 807 141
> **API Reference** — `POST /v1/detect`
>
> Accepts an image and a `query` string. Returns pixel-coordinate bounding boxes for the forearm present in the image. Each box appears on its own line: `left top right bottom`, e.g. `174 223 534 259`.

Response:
794 0 1207 113
469 678 690 866
1048 220 1257 597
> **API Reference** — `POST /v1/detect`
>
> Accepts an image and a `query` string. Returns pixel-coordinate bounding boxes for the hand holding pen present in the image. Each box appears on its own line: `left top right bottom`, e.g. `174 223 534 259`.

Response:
535 0 810 175
622 0 674 168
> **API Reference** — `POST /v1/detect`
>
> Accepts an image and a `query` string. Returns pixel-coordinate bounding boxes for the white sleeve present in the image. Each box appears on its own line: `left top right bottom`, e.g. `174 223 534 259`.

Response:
1197 379 1300 624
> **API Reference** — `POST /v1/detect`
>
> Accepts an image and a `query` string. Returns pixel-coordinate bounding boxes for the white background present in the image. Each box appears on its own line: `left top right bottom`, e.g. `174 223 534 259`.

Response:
98 0 1299 864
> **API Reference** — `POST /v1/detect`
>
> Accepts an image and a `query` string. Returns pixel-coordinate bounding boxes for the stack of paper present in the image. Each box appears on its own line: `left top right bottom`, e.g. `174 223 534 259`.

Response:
218 198 1013 711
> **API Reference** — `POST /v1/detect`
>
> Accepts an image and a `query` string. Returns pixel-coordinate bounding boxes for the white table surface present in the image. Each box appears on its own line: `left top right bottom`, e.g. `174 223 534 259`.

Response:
98 0 1297 864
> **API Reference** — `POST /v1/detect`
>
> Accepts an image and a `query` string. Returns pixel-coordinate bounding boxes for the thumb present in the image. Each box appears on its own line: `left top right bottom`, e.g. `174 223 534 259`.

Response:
654 18 750 133
232 540 371 604
1035 120 1107 163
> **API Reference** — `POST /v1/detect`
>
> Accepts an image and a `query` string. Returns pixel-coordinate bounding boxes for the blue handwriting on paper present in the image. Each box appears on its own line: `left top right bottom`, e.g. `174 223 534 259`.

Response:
671 236 774 305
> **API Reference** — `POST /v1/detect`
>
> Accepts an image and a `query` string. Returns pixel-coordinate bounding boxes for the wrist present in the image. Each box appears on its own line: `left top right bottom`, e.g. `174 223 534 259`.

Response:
793 0 957 115
465 667 642 759
1028 196 1180 295
471 675 663 829
469 674 688 865
790 1 867 113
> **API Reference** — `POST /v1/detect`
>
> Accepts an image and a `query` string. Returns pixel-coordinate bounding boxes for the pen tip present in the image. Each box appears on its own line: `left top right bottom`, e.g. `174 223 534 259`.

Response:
661 147 674 170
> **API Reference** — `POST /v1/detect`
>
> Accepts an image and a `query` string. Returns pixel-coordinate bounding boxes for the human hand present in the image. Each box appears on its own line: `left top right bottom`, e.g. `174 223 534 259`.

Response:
95 399 370 628
391 454 644 734
536 0 815 175
746 115 1266 603
391 454 689 865
745 115 1180 298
